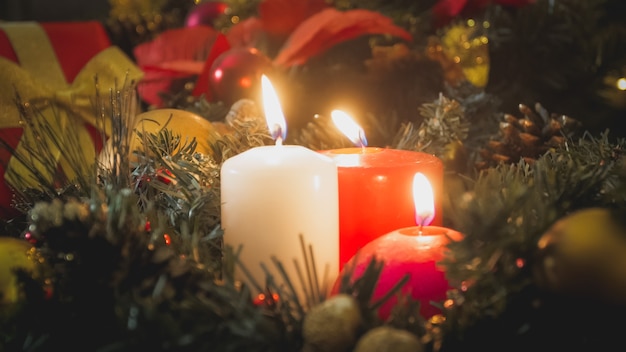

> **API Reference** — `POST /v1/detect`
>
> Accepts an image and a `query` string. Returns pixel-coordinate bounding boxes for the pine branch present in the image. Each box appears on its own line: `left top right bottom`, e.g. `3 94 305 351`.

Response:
484 0 623 132
441 131 626 339
2 99 285 352
391 93 470 173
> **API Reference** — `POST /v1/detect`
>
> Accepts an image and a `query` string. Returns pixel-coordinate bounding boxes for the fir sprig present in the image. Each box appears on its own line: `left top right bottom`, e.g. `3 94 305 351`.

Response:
393 93 469 154
1 85 287 352
484 0 626 134
439 131 626 349
7 188 283 352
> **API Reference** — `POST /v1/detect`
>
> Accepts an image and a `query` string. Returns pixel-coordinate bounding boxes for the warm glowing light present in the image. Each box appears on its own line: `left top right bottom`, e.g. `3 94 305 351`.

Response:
412 172 435 226
254 292 280 305
261 75 287 144
239 77 252 88
331 110 368 147
616 77 626 91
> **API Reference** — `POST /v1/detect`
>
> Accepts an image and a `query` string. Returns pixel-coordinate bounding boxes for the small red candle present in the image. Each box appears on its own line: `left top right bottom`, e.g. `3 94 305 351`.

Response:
334 173 462 320
319 110 444 269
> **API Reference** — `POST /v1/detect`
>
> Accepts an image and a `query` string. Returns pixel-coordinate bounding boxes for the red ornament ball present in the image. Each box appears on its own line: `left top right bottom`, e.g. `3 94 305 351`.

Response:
332 226 462 320
185 1 229 28
208 47 273 105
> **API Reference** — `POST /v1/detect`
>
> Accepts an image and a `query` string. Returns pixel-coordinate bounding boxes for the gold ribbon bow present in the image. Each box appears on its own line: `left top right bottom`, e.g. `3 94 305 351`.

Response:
0 22 143 191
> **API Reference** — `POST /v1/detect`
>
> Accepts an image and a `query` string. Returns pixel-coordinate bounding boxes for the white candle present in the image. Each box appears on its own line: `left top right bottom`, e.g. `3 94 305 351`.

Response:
220 76 339 303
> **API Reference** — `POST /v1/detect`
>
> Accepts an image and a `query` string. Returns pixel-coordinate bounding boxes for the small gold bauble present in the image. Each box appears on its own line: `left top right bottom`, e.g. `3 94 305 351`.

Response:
354 326 423 352
536 207 626 304
302 294 363 352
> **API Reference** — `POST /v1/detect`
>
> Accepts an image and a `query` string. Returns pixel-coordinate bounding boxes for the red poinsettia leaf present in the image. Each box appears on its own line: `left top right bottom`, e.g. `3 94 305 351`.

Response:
274 8 413 67
432 0 469 27
192 33 231 99
276 8 339 55
140 61 206 76
259 0 328 35
134 26 221 106
226 17 265 49
134 25 219 66
432 0 535 27
495 0 535 6
280 18 393 67
135 70 182 107
154 61 206 74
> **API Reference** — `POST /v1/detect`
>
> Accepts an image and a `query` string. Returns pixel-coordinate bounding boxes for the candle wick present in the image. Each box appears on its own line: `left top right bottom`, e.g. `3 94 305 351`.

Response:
358 129 368 150
415 211 434 229
272 124 284 146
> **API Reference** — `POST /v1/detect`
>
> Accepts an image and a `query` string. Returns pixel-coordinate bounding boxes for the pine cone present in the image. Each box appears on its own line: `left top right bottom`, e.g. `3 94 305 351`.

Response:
476 103 582 170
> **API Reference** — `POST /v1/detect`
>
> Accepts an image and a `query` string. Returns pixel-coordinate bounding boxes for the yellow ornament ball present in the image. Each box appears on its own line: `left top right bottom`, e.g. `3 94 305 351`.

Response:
536 207 626 305
99 108 222 168
0 237 39 305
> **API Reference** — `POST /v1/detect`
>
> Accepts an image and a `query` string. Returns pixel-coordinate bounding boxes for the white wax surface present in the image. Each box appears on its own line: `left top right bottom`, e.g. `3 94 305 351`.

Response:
221 145 339 302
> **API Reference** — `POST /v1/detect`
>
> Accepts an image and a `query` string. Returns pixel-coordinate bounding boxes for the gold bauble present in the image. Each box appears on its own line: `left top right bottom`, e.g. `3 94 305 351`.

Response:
99 108 222 167
440 20 490 88
354 326 423 352
536 207 626 304
0 237 38 305
302 294 363 352
598 72 626 109
442 140 468 172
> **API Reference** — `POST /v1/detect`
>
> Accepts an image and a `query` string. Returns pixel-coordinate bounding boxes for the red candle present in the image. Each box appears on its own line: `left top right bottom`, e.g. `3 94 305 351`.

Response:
334 173 462 320
319 111 444 269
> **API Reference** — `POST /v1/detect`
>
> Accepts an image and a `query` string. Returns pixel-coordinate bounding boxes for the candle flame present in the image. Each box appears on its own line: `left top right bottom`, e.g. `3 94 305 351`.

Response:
261 75 287 144
331 110 368 147
413 172 435 226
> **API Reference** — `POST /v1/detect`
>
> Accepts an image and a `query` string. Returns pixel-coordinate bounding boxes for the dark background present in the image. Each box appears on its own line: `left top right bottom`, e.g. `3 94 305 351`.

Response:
0 0 110 21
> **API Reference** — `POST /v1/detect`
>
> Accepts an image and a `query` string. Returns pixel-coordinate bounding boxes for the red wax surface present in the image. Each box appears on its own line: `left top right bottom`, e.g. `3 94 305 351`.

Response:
319 147 444 269
334 226 462 320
